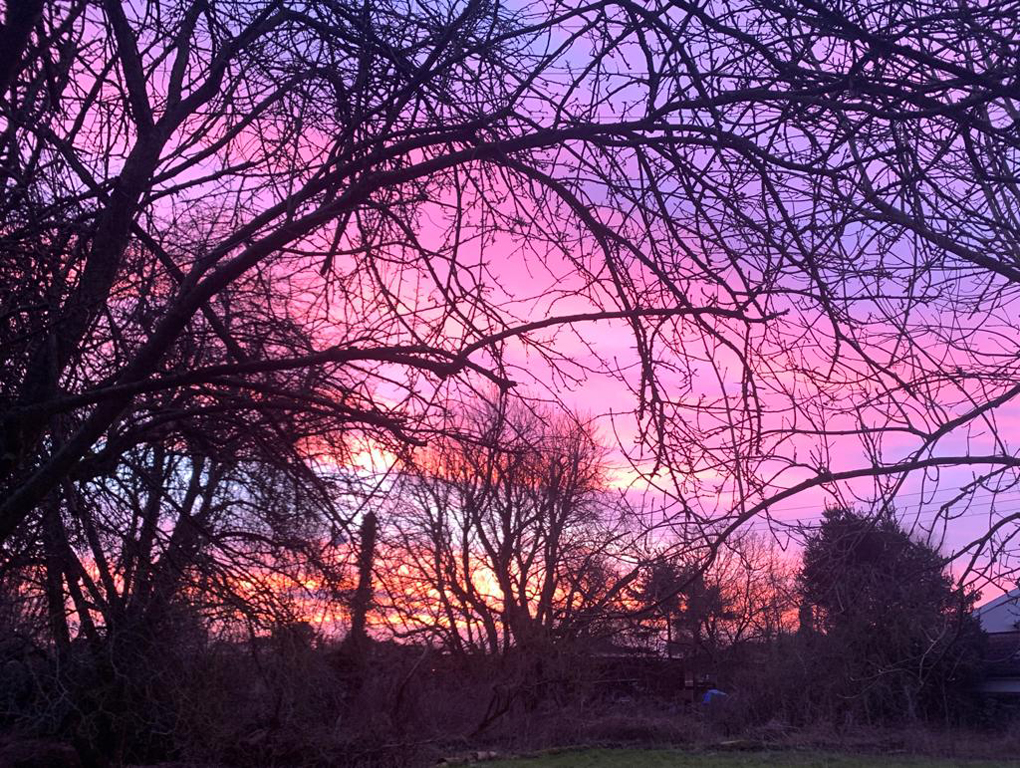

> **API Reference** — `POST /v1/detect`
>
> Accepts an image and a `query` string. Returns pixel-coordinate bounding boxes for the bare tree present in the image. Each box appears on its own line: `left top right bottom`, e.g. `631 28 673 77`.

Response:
379 398 628 653
4 0 1020 670
9 1 1020 758
628 534 796 659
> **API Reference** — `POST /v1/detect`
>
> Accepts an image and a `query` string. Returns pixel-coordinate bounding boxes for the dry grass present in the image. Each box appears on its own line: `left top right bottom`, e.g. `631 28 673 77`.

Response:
483 747 1020 767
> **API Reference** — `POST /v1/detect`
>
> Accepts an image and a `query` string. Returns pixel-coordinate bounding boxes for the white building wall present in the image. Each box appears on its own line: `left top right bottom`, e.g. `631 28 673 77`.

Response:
975 589 1020 633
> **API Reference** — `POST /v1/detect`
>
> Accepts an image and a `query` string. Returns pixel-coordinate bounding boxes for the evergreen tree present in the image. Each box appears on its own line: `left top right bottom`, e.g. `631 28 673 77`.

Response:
799 508 984 722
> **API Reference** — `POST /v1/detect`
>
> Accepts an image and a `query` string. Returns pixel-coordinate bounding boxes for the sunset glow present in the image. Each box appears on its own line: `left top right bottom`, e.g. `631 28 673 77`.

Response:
5 0 1020 762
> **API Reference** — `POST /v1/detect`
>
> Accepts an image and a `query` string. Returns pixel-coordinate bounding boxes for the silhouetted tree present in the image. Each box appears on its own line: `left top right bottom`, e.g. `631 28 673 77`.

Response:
381 397 628 654
630 536 795 660
799 508 984 722
5 0 1020 584
5 0 1020 757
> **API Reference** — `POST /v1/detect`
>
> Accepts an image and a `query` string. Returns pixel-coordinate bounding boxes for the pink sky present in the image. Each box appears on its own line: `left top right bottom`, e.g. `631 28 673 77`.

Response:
50 0 1020 605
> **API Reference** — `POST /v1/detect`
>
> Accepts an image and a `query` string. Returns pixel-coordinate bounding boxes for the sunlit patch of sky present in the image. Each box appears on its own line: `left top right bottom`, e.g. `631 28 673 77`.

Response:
68 0 1020 605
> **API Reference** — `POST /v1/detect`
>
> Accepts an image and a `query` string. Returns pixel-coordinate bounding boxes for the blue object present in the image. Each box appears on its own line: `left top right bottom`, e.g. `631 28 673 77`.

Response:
702 688 728 705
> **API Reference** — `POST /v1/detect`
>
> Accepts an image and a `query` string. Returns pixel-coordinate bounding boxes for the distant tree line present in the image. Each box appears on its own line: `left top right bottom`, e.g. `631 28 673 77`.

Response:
0 393 990 763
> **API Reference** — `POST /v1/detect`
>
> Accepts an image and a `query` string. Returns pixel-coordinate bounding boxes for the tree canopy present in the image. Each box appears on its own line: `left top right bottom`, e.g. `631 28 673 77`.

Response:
799 508 984 721
3 0 1020 581
5 0 1020 758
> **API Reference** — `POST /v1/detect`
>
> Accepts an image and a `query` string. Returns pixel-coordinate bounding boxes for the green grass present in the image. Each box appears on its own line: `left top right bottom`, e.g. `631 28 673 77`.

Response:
484 748 1019 767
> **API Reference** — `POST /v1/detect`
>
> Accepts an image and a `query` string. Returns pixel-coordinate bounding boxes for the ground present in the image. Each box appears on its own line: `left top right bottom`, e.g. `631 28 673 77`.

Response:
484 748 1020 767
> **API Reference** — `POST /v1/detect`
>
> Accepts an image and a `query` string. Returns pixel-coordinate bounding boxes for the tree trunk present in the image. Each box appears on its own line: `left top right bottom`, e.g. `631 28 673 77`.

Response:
346 511 377 657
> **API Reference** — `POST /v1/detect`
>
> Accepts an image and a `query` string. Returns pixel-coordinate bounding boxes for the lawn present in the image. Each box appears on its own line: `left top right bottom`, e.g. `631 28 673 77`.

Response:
484 748 1019 767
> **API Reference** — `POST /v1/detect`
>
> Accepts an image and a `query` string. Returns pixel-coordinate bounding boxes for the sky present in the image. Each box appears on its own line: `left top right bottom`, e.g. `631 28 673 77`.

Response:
45 0 1020 616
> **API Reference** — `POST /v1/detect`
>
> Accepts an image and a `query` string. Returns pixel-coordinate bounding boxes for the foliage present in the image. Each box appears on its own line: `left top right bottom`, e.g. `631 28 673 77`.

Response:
797 508 986 723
